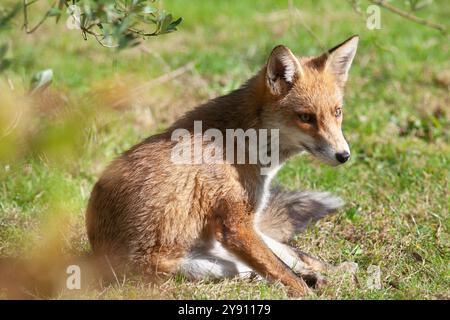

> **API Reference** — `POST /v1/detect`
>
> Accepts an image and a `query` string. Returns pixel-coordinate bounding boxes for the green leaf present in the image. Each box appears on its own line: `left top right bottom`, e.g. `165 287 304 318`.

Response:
160 13 173 33
13 0 182 49
0 58 11 72
143 5 157 14
0 43 8 59
167 17 182 32
0 3 21 30
118 34 139 50
47 7 61 17
414 0 433 10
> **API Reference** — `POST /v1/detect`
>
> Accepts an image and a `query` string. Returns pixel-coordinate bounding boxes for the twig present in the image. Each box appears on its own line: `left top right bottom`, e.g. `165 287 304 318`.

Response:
370 0 447 33
128 27 159 38
254 3 326 52
348 0 363 14
7 77 14 91
23 0 57 34
82 27 119 48
140 46 184 87
287 0 327 52
110 61 196 108
134 61 196 90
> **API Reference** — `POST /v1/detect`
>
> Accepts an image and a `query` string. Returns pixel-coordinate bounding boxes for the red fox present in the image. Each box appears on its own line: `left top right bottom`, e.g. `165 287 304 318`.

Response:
86 36 359 296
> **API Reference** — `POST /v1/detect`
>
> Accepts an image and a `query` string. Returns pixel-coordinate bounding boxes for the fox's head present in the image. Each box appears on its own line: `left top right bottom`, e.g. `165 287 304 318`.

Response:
261 36 359 166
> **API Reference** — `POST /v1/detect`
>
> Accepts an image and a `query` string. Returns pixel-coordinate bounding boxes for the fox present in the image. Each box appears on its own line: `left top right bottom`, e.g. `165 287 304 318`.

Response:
86 35 360 296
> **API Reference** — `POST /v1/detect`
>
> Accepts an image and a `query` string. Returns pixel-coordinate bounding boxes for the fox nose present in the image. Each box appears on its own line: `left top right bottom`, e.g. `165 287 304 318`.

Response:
335 151 350 163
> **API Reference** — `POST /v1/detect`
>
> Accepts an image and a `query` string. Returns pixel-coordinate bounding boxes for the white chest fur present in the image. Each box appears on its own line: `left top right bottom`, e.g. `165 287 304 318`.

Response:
254 165 281 226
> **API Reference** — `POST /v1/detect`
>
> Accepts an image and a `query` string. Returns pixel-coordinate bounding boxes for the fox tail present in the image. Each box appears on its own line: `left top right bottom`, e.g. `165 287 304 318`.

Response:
258 187 344 243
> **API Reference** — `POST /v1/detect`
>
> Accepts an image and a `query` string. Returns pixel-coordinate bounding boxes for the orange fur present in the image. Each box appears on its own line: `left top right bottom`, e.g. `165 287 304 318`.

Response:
86 36 359 296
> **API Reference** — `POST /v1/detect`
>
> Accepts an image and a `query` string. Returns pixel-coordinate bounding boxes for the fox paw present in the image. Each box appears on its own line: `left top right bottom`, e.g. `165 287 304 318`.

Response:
301 272 328 289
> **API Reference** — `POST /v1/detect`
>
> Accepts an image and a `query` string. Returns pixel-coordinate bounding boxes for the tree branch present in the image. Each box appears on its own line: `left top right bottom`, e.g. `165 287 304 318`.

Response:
370 0 447 33
23 0 57 34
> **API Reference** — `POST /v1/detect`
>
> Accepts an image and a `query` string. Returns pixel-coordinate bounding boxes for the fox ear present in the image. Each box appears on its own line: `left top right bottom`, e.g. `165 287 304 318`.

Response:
321 36 359 87
266 45 302 96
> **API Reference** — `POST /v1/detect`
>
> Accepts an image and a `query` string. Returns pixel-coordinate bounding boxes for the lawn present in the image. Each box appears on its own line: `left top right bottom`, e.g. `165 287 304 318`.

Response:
0 0 448 299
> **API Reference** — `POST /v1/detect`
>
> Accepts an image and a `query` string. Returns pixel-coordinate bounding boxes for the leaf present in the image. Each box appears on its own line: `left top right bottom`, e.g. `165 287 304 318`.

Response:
160 13 173 34
118 33 140 50
167 17 182 32
0 43 10 72
414 0 433 10
47 7 61 17
117 16 132 36
0 58 11 72
57 0 65 11
143 5 157 14
14 0 183 49
30 69 53 94
0 43 8 59
0 3 21 30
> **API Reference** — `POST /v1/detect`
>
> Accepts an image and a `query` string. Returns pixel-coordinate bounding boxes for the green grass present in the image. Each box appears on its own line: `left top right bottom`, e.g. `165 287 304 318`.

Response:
0 0 449 299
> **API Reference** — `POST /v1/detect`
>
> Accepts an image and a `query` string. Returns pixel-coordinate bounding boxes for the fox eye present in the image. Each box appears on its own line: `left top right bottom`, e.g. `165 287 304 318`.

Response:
298 113 314 123
335 107 342 118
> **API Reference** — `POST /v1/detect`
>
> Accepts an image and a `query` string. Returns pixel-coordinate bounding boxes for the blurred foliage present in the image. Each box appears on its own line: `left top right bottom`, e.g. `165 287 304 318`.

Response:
0 0 181 72
24 0 182 48
0 4 21 72
0 0 448 299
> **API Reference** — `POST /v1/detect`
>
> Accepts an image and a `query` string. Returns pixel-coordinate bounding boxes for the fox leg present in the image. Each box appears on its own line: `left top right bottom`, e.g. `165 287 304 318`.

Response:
214 203 310 296
292 247 358 275
256 188 357 285
260 236 357 286
135 246 188 281
178 242 254 280
291 248 331 272
260 234 328 288
178 255 241 280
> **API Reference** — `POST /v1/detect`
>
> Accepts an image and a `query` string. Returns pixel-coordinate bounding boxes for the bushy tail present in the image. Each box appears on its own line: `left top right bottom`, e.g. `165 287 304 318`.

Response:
258 188 344 243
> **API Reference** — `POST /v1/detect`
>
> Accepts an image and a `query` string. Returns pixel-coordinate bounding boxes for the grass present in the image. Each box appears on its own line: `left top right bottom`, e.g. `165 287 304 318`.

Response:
0 0 449 299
